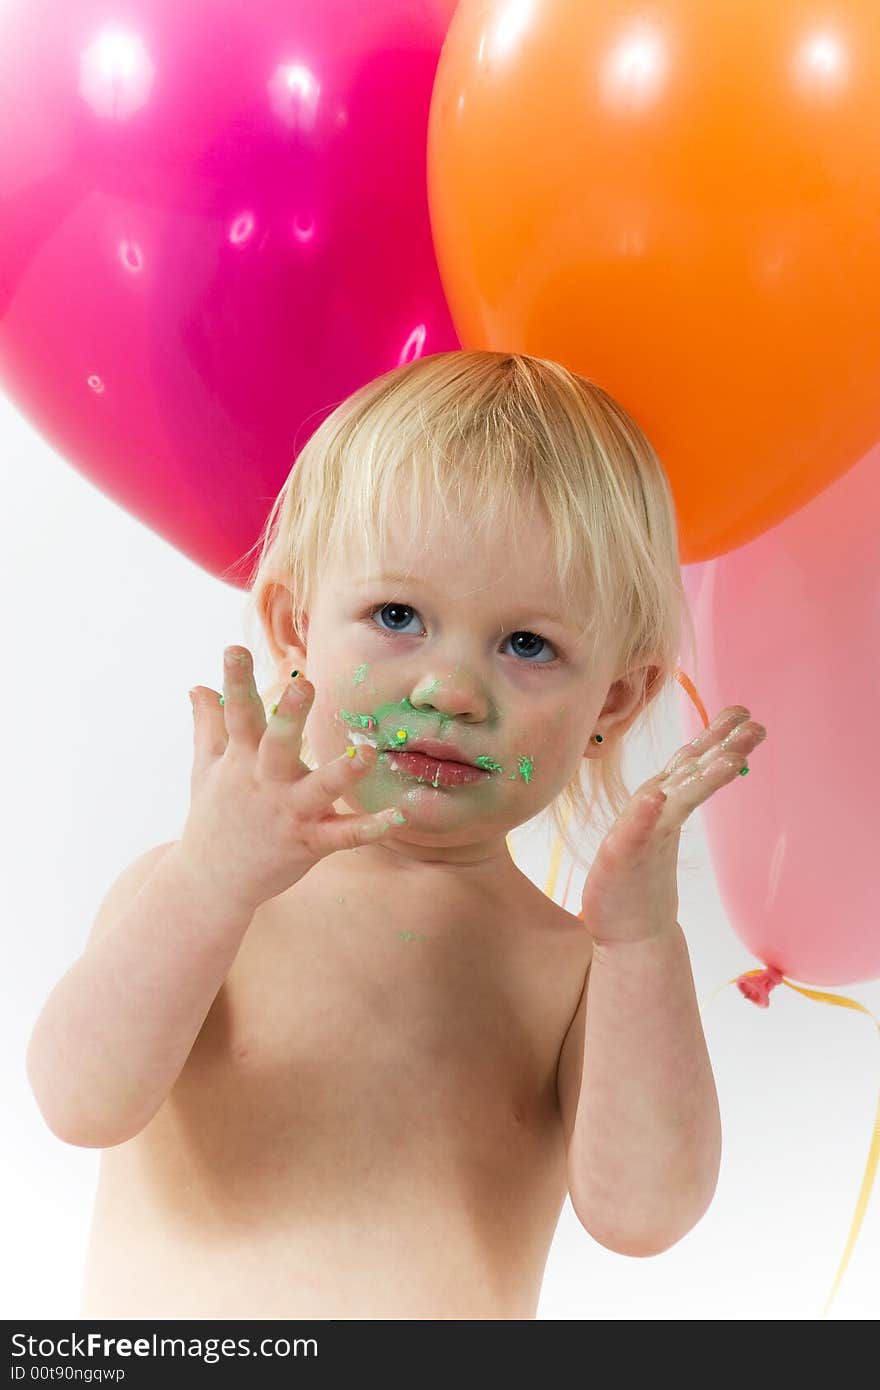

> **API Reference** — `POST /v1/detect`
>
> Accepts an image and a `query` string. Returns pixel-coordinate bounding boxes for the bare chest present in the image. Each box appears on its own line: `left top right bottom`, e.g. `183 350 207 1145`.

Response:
82 862 590 1318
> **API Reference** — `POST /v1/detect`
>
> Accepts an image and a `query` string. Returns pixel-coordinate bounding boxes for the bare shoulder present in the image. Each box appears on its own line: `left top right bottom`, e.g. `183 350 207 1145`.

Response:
82 841 180 954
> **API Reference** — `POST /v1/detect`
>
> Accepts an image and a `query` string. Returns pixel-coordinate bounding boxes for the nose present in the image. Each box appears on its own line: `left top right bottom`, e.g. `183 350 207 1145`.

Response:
406 667 490 723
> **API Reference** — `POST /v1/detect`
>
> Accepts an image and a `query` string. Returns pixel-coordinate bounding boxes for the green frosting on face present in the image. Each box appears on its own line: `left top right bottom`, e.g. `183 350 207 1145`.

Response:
474 755 503 772
338 708 376 731
338 693 536 781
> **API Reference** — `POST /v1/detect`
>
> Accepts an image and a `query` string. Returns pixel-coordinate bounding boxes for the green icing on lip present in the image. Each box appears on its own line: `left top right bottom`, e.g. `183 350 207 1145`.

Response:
474 755 503 772
338 700 535 779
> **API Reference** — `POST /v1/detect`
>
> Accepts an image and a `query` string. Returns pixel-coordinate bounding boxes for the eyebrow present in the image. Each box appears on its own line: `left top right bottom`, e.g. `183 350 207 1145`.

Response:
352 573 580 631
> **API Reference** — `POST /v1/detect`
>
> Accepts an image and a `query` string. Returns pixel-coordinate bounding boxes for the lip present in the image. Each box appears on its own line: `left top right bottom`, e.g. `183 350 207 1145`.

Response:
402 739 476 766
388 749 490 788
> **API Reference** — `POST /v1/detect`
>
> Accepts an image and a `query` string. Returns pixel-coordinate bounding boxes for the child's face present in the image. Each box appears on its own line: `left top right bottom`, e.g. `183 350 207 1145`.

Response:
273 494 639 886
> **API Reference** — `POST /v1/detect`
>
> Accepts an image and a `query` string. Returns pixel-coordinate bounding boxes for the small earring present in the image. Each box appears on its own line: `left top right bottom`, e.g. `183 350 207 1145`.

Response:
592 733 603 744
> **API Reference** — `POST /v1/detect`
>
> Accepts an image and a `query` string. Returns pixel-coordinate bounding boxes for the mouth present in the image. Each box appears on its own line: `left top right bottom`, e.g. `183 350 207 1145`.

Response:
402 740 477 766
381 740 491 789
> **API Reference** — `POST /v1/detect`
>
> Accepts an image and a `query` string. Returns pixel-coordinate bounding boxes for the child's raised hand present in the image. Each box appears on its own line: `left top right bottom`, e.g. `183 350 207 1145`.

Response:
181 646 405 910
580 705 767 947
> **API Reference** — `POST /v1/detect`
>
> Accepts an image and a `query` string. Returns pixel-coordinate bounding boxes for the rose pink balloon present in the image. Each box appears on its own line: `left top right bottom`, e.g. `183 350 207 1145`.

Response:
0 0 460 583
681 443 880 985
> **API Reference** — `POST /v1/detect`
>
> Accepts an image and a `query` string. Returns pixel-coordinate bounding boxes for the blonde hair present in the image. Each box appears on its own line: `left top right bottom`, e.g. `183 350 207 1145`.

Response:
234 350 697 871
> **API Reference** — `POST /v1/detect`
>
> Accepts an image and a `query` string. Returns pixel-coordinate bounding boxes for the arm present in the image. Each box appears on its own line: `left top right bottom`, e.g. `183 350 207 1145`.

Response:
558 924 721 1257
25 845 257 1149
558 702 765 1255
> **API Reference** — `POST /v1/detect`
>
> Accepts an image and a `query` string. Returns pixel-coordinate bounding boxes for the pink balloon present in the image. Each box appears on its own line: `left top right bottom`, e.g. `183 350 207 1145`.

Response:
0 0 460 583
681 445 880 986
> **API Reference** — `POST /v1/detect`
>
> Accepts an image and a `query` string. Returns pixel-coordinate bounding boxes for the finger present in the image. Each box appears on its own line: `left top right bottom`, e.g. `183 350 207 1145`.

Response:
221 646 267 750
190 685 228 767
663 705 751 776
691 718 766 771
290 740 384 820
607 786 667 844
661 748 750 802
258 671 314 781
308 798 408 857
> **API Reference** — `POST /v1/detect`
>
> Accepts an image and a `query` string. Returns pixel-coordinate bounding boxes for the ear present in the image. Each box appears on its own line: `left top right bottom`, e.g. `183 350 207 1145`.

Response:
256 580 309 675
597 661 663 743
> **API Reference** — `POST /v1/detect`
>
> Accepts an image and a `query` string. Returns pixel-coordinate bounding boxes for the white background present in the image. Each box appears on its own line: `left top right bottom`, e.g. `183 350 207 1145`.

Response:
2 393 877 1321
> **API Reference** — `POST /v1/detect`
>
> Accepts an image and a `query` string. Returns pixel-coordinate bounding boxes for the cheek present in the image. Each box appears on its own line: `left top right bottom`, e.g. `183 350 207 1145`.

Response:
533 700 578 744
303 676 357 761
504 710 582 787
307 665 396 761
535 728 581 777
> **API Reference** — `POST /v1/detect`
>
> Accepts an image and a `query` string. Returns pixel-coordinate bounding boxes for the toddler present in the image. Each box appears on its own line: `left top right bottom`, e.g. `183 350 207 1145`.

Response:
27 350 726 1320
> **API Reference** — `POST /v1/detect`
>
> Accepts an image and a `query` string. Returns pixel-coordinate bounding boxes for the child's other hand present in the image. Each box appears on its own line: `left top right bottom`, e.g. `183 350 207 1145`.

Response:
181 646 406 911
580 705 767 946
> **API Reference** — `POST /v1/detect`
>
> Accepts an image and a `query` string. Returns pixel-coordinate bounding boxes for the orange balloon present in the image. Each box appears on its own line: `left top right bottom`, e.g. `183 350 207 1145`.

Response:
427 0 880 562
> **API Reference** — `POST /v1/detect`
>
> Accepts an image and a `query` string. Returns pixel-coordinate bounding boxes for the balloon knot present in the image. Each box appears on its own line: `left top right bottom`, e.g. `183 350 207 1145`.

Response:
736 964 785 1008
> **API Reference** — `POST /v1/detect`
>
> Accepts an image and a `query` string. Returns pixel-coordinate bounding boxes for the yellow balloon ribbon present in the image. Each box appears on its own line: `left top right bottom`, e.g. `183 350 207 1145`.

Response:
535 666 879 1320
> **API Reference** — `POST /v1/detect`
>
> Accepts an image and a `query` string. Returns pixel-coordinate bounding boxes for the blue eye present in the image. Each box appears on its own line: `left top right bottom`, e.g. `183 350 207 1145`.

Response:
371 601 421 635
368 602 559 667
